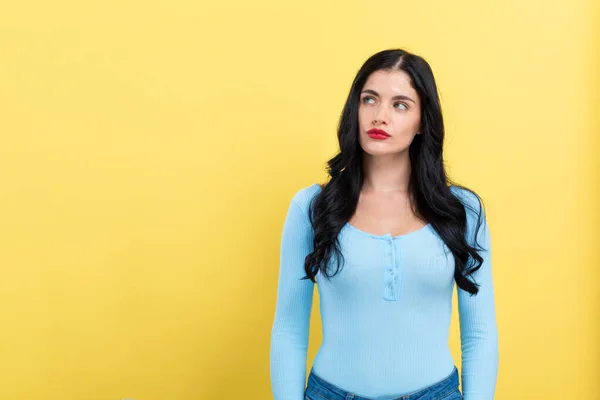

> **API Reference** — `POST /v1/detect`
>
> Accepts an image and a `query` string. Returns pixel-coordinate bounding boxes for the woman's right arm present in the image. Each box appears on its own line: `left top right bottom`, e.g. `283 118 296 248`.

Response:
270 195 315 400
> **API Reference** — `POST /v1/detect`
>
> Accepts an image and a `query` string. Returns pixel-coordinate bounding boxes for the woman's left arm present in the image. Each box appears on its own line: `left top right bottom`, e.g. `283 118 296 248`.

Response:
456 189 499 400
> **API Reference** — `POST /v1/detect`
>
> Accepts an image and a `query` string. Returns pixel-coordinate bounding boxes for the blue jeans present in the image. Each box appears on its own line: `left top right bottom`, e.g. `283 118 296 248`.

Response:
304 366 463 400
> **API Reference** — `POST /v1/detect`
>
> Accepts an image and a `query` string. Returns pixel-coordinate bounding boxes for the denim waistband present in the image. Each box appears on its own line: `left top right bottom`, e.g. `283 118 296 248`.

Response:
306 366 460 400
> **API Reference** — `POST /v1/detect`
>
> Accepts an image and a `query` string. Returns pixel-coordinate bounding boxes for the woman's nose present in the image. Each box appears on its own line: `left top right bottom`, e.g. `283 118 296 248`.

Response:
373 106 390 124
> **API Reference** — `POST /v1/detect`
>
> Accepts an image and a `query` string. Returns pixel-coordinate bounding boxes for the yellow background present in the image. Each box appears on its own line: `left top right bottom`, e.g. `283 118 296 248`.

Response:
1 0 598 399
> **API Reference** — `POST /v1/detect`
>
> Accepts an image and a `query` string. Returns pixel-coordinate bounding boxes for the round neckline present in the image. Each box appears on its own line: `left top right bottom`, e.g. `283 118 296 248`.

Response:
344 221 432 240
311 183 432 239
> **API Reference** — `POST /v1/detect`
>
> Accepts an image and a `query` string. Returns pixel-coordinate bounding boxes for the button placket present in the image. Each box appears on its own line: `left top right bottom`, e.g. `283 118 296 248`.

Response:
390 237 398 301
383 237 398 301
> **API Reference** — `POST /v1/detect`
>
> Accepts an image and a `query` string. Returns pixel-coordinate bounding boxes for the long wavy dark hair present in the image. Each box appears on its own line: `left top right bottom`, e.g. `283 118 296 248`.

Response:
303 48 486 295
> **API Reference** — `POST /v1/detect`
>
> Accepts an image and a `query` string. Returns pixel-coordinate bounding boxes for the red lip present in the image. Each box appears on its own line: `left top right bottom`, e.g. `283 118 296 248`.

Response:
367 128 391 139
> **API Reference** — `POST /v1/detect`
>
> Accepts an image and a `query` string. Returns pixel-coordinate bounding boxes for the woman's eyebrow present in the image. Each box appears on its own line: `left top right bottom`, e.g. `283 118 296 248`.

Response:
360 89 415 103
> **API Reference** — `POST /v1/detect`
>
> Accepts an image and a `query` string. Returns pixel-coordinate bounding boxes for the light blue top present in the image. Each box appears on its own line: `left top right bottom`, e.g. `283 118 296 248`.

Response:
270 183 498 400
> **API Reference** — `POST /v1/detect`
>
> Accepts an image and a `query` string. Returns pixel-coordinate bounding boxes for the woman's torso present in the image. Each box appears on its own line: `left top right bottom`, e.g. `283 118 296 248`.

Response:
306 183 458 398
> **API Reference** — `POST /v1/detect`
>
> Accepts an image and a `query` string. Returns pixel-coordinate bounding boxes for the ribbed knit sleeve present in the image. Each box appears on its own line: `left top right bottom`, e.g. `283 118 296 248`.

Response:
270 195 315 400
454 187 499 400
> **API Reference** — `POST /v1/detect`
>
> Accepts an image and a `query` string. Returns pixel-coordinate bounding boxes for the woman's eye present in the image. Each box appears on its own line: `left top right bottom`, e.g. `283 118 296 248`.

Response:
362 96 375 104
395 102 408 110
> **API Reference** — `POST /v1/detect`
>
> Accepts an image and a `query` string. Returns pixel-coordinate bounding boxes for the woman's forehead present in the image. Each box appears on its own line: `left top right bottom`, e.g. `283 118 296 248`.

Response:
363 70 416 96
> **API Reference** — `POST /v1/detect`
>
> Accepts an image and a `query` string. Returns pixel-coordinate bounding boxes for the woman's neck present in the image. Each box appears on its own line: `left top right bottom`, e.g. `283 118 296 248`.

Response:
361 151 411 193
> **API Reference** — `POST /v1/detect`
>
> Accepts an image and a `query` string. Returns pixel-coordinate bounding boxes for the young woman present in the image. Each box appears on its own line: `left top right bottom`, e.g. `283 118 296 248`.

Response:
270 49 498 400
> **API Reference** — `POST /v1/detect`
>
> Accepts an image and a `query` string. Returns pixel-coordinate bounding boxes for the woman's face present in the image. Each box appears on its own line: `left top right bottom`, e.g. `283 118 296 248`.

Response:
357 69 422 157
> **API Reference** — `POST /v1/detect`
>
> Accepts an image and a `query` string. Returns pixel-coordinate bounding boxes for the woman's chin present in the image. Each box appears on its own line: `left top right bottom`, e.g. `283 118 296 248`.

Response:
361 144 402 157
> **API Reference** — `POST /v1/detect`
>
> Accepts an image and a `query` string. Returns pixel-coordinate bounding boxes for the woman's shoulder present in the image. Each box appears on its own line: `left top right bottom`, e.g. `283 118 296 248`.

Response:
290 182 323 212
449 184 488 239
449 184 483 211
